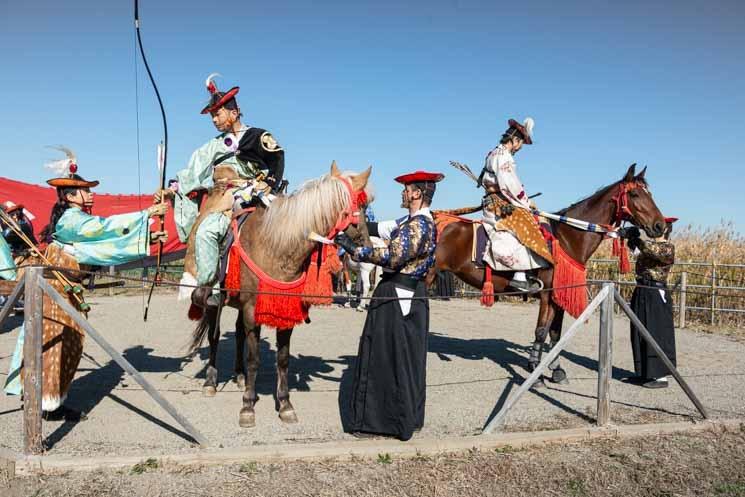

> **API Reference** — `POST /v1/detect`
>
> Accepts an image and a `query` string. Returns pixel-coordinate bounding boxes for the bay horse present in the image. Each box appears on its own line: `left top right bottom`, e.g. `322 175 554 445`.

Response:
426 164 666 384
186 162 372 427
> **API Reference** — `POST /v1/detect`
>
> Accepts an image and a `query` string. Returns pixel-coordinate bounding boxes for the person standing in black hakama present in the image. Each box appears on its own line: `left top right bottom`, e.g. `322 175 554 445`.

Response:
334 170 443 440
622 217 678 389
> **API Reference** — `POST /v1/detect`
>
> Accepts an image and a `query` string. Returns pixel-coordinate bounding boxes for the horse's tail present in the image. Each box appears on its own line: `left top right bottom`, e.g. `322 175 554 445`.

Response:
187 307 218 357
432 205 482 217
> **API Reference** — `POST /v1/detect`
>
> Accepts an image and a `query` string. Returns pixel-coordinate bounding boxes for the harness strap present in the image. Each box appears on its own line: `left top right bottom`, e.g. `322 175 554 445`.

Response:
231 219 306 290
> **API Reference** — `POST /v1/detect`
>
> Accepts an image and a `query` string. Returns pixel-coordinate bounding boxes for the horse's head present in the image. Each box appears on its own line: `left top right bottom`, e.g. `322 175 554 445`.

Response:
617 164 666 238
329 160 373 226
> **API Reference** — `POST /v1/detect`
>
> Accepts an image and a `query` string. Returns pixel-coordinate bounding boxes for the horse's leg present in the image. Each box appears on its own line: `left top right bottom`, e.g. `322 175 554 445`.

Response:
547 303 568 384
202 307 221 397
239 321 261 428
528 271 556 386
276 328 298 423
234 310 247 390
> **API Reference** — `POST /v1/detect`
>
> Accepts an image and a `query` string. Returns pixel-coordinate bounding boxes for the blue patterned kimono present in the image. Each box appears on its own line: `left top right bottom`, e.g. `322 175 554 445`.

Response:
52 207 151 266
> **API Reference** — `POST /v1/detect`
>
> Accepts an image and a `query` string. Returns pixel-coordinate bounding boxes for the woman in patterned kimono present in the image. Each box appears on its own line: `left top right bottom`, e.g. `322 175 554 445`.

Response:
623 217 678 389
4 149 166 419
334 170 443 441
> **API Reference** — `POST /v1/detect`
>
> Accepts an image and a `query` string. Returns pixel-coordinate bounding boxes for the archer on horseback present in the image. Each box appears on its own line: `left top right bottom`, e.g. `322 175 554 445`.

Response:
156 74 285 308
478 117 553 292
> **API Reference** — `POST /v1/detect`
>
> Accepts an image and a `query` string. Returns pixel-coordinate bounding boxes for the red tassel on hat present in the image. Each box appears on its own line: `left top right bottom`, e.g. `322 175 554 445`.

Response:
480 266 495 307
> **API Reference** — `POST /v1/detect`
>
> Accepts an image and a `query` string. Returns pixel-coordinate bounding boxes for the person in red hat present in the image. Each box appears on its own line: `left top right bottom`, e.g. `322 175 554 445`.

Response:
620 217 679 389
334 170 443 441
156 73 285 308
1 202 37 255
478 117 553 292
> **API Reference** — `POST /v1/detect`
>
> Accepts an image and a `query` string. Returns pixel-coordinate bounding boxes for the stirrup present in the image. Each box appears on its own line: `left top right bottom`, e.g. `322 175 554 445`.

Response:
508 276 544 293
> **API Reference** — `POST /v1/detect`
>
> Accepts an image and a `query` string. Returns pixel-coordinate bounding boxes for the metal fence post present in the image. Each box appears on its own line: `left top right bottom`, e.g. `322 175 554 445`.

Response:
23 267 43 455
710 262 717 326
596 282 614 426
679 271 687 329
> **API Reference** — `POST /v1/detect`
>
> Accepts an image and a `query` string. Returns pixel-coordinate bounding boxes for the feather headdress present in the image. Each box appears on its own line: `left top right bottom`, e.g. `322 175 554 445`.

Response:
44 145 78 176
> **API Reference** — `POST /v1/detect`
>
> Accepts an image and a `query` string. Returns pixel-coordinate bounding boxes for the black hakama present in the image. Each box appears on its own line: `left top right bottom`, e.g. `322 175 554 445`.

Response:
349 278 428 441
630 283 677 380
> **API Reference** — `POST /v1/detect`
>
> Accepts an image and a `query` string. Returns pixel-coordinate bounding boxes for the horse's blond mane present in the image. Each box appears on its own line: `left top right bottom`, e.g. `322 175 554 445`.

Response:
258 173 351 256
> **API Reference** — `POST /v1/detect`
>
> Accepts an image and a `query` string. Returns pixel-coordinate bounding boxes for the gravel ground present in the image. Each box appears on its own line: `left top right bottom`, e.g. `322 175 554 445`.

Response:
1 294 744 457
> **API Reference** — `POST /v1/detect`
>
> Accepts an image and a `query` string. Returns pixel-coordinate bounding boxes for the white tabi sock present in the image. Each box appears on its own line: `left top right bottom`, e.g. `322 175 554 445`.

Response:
513 271 527 282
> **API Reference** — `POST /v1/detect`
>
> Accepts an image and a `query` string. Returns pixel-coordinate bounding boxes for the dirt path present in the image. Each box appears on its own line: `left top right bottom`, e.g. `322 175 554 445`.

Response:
1 294 744 457
3 425 744 496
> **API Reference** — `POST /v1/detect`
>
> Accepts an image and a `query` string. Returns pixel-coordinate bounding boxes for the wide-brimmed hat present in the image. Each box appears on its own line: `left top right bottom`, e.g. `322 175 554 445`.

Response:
506 117 535 145
44 146 99 189
200 73 240 114
3 202 24 214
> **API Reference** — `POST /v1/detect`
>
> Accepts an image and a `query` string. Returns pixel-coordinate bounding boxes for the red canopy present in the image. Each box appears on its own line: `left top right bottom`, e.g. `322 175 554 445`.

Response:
0 176 186 259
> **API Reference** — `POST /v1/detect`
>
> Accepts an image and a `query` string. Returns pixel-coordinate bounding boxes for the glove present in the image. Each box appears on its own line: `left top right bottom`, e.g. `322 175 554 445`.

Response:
617 226 640 240
150 230 169 244
147 203 168 218
334 232 359 255
499 204 515 217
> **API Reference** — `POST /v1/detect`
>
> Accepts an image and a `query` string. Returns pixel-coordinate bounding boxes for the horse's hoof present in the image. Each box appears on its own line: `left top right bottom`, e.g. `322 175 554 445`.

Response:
530 377 547 389
278 408 299 424
551 368 569 385
235 374 246 390
202 384 217 397
239 408 256 428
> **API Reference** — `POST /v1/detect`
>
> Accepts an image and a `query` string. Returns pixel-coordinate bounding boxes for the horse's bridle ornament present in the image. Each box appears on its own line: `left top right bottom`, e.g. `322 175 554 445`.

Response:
609 181 645 273
135 0 169 321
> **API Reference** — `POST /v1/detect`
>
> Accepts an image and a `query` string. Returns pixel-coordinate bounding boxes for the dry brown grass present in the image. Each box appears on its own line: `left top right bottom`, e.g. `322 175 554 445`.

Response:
4 426 745 497
590 222 745 329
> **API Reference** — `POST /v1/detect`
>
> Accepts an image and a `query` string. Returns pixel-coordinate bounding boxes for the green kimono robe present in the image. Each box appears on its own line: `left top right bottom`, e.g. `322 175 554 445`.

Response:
174 128 259 242
0 236 16 280
52 207 151 266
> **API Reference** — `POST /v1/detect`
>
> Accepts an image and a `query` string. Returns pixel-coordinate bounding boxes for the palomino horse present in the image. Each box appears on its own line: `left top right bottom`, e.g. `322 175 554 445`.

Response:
187 162 372 427
427 164 666 384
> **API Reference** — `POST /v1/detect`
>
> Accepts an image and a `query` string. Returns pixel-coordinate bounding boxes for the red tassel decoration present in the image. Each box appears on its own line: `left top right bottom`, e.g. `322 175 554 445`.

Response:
254 278 308 329
551 243 588 318
302 244 337 306
618 240 631 274
225 244 242 297
187 303 204 321
480 266 495 307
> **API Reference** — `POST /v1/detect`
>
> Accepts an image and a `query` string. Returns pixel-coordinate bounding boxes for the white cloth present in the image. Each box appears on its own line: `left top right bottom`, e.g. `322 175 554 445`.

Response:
482 144 530 210
376 207 433 241
481 209 547 271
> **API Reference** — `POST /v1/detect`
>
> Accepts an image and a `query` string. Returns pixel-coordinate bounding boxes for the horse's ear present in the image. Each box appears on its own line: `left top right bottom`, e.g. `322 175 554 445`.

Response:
623 163 637 182
330 160 341 177
635 165 647 180
352 166 372 191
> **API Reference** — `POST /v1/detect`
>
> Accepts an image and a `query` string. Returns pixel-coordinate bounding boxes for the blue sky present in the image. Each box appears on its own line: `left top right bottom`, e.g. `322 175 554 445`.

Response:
1 0 743 230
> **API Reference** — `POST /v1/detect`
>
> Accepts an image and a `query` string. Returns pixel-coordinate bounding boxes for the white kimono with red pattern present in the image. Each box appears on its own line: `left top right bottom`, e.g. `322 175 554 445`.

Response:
481 144 546 271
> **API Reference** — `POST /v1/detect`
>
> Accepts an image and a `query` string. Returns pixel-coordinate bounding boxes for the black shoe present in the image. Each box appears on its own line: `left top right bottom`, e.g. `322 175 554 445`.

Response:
642 378 669 389
351 431 380 439
620 376 645 385
191 287 221 308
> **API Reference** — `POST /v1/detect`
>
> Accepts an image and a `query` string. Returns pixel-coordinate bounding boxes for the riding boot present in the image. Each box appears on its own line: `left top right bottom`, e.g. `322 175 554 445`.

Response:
191 287 221 309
